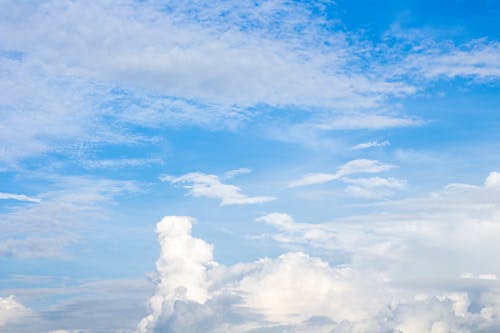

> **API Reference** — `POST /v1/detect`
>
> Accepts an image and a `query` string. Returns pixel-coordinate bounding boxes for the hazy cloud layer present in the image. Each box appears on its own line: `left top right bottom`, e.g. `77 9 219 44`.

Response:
0 176 137 258
0 1 498 166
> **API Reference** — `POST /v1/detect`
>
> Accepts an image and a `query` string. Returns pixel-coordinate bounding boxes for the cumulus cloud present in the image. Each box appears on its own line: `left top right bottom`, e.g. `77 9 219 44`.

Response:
263 172 500 284
137 216 215 333
138 209 500 332
0 295 33 327
289 159 395 187
161 172 275 205
138 216 388 333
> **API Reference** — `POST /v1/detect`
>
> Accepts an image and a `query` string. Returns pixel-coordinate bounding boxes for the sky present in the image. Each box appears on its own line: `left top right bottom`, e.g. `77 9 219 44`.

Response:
0 0 499 332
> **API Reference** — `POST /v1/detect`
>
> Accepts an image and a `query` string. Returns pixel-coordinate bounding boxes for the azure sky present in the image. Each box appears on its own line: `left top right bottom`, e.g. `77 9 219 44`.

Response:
1 0 500 332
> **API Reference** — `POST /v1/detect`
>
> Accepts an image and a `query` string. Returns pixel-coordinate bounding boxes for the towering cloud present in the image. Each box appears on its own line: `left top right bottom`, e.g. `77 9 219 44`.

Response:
137 216 215 332
138 210 500 332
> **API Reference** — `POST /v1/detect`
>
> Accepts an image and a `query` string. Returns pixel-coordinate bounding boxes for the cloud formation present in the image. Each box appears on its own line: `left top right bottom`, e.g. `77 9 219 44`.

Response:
342 176 406 198
0 295 32 327
0 192 40 203
262 172 500 285
0 176 137 258
0 1 497 166
138 212 500 332
289 159 396 187
161 172 275 205
352 140 390 150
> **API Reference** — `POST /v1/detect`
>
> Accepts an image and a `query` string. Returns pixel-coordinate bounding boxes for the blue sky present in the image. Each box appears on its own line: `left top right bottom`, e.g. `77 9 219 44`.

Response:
1 0 500 332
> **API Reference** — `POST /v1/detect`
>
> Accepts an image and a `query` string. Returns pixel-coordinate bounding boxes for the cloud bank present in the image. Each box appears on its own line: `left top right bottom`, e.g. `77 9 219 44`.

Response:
138 195 500 333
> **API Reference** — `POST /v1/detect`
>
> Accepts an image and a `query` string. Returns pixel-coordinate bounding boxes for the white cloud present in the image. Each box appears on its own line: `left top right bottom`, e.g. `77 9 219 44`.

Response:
223 168 252 180
461 273 498 281
352 140 390 150
316 115 422 130
138 215 388 333
161 172 275 205
0 192 40 203
137 216 215 333
264 171 500 283
408 40 500 80
342 176 406 198
81 158 163 169
0 1 496 167
485 171 500 188
138 214 500 333
0 0 414 110
289 159 395 187
0 295 33 327
0 0 416 168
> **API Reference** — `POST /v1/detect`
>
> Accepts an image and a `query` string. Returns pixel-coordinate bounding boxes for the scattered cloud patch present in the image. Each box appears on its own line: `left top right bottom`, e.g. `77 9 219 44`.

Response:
406 40 500 80
316 115 422 130
289 159 396 187
161 172 275 205
81 158 163 169
0 192 40 203
352 140 390 150
461 273 498 281
223 168 252 180
342 176 406 198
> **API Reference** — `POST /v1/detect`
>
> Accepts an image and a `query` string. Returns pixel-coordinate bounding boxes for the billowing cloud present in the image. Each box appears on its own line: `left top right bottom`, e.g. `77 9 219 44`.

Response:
0 295 33 327
137 216 215 333
262 172 500 288
161 172 275 205
289 159 395 187
138 210 500 332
